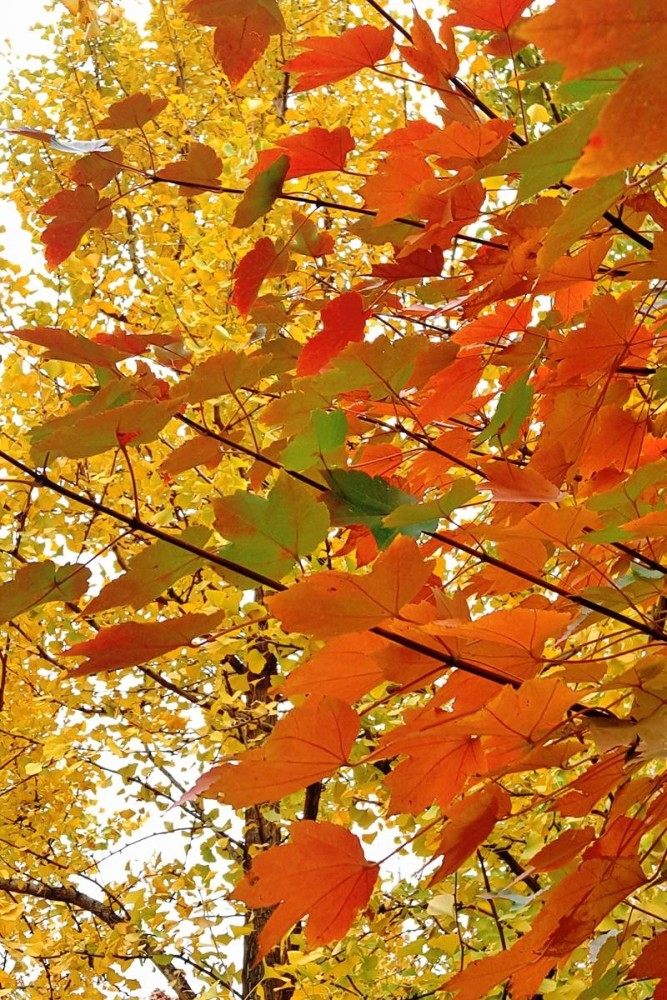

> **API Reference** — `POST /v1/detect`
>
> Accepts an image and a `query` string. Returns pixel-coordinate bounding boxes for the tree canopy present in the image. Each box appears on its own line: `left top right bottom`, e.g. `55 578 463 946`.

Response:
2 0 667 998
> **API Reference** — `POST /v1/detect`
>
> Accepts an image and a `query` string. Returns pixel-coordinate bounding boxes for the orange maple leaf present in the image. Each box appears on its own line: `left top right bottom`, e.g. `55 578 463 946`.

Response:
186 695 359 807
39 186 113 268
283 24 394 92
267 535 433 640
232 821 379 958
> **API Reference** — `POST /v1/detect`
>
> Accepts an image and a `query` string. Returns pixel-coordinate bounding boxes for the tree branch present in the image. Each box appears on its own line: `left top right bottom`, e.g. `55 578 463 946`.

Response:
0 878 199 1000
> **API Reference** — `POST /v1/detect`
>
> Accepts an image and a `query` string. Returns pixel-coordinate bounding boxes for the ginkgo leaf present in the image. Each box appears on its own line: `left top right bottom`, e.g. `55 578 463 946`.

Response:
155 142 222 195
296 291 371 376
248 126 355 181
39 186 113 268
283 24 394 92
64 611 225 675
187 695 358 807
213 472 329 583
267 535 433 639
233 154 288 228
96 92 168 130
86 527 211 613
0 561 90 625
232 821 379 957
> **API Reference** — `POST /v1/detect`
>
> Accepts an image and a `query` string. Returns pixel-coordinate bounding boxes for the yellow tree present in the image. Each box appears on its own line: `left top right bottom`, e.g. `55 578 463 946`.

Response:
2 1 667 999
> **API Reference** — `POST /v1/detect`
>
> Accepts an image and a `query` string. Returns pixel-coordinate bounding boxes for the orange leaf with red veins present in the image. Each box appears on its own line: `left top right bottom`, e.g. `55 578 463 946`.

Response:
267 535 433 640
97 92 168 130
232 821 379 958
519 0 665 83
248 126 355 181
630 933 667 993
378 726 487 814
230 237 291 316
64 611 224 676
431 785 512 882
555 751 629 817
554 292 641 382
398 13 458 87
211 14 272 87
526 827 596 873
13 326 126 370
39 186 113 268
372 247 443 282
418 352 483 423
156 142 222 195
66 148 124 189
451 299 531 347
160 435 222 478
451 0 533 32
417 118 514 170
484 461 563 503
279 633 386 704
185 0 284 33
284 24 394 92
567 67 667 183
362 150 433 225
186 695 358 807
297 291 371 376
290 211 335 257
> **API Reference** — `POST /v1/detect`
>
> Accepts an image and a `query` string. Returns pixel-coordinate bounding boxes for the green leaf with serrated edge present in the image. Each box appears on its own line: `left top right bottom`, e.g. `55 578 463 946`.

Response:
233 155 289 228
86 526 212 613
385 479 478 530
483 98 606 203
215 472 329 583
537 172 625 270
281 409 347 472
473 374 534 448
0 561 90 625
323 468 423 547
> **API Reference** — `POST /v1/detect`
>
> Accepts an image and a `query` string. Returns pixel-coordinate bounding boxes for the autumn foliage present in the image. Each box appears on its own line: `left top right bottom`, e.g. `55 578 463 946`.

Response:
2 0 667 998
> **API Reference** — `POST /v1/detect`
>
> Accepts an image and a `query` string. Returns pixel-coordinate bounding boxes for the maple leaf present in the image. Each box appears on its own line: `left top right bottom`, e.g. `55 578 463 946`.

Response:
85 527 211 613
64 611 225 675
155 142 222 195
213 472 329 583
297 291 371 376
248 126 355 181
451 0 533 31
97 92 168 130
267 535 433 640
233 154 288 228
38 185 113 268
283 25 394 92
0 561 90 624
187 695 358 807
232 821 379 957
230 236 291 315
